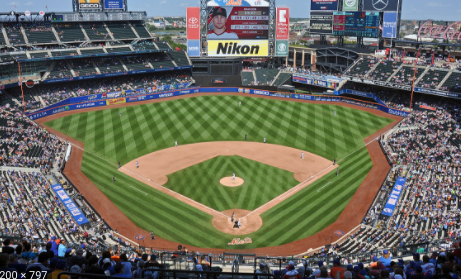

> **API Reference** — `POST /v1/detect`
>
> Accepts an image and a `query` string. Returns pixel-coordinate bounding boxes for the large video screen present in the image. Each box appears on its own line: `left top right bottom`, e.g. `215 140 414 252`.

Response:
311 0 338 11
105 0 123 9
206 6 269 40
333 11 379 37
79 0 100 9
309 11 333 34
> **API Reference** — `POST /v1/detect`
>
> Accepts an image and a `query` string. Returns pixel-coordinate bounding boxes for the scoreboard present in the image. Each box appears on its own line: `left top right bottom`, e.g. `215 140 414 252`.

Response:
333 11 379 37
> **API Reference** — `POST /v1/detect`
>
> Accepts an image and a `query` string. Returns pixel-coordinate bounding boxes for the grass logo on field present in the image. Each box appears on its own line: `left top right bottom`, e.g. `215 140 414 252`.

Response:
65 106 70 111
228 237 252 245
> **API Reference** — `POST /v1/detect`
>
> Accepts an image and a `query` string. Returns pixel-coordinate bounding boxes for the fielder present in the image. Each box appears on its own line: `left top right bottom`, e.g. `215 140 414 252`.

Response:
301 152 304 159
119 112 121 117
232 172 235 180
334 110 336 116
175 141 178 147
263 137 266 143
136 161 139 168
239 101 241 106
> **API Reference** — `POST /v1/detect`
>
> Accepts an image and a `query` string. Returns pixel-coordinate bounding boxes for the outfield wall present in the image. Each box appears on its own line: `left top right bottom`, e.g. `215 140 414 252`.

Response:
27 87 409 121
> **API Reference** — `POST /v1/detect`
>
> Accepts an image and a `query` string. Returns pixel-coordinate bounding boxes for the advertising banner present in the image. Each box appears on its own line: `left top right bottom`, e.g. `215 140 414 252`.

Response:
381 177 406 217
383 12 398 38
187 7 201 40
187 40 201 57
342 0 358 11
311 0 338 11
206 0 270 7
363 0 399 12
104 0 123 9
309 11 334 34
207 40 268 57
79 0 100 9
106 97 126 106
275 40 289 57
276 7 289 40
206 6 269 40
51 184 90 226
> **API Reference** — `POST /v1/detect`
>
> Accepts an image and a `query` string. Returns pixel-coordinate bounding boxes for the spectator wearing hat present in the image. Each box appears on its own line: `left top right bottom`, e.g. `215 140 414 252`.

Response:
48 237 59 257
26 252 51 272
345 271 353 279
256 262 271 279
284 264 302 279
409 265 424 279
318 267 330 279
421 256 435 274
282 261 296 277
331 259 345 279
102 258 115 276
412 254 424 266
379 251 392 267
84 255 105 275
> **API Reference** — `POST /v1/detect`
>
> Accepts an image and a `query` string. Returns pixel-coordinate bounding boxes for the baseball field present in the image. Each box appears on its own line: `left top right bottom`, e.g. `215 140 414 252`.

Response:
44 94 394 249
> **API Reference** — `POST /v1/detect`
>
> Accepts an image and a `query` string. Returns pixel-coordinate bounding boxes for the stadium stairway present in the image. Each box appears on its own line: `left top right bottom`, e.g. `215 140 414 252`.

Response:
20 25 30 45
103 23 116 40
414 66 430 86
128 22 140 38
92 60 102 74
51 26 62 44
79 23 91 41
66 60 77 77
270 71 282 86
118 57 129 71
1 25 11 48
252 70 257 82
436 68 453 90
335 79 348 91
386 63 404 82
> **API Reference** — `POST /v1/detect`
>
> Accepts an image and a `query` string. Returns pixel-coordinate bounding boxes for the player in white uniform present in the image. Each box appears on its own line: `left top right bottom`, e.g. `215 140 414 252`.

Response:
175 141 178 147
301 152 304 159
136 161 139 168
232 172 235 180
208 7 239 40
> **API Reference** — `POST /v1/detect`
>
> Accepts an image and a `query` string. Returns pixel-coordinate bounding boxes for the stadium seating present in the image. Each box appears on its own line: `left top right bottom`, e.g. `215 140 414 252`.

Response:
131 24 152 38
23 24 58 44
28 52 50 59
368 60 400 82
5 26 26 45
441 71 461 93
343 57 377 78
83 24 111 41
51 50 79 57
106 23 137 39
48 61 73 80
70 59 98 76
95 57 125 74
54 23 87 42
132 42 159 51
254 69 279 85
390 66 426 86
121 56 152 71
168 51 190 66
241 71 255 85
0 32 6 46
272 72 292 86
417 68 449 89
79 48 106 55
105 46 132 53
156 42 171 50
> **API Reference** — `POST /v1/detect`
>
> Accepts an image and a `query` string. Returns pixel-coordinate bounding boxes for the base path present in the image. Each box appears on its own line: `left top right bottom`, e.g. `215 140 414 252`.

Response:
212 209 262 235
36 92 402 255
220 177 244 187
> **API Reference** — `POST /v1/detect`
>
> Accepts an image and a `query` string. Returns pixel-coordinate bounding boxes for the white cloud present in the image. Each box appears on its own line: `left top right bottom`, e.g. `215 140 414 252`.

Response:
180 3 186 6
24 1 33 5
160 1 167 3
8 1 19 5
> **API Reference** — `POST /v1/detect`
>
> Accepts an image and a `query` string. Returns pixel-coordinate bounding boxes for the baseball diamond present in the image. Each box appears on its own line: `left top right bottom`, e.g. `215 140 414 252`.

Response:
42 94 395 249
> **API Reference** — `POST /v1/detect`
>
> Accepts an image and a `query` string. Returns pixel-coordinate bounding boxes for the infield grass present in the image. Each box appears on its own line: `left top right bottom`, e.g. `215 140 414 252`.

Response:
45 95 393 249
164 155 299 211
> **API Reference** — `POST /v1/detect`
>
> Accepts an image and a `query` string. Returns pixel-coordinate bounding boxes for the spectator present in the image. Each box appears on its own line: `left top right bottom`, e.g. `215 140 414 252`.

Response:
435 264 453 279
58 240 67 258
84 255 105 275
0 253 16 272
114 262 131 278
119 253 133 278
22 243 37 262
331 259 345 279
2 240 14 254
8 254 27 273
68 249 87 268
47 258 69 279
422 256 435 274
26 252 50 272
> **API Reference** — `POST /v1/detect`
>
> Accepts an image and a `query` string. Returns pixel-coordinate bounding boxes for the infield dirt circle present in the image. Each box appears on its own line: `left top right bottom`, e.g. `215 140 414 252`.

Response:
212 209 262 235
220 177 244 187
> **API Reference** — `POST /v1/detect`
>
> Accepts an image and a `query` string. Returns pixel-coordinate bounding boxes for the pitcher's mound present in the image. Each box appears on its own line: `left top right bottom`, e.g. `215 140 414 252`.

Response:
220 177 244 187
212 209 262 235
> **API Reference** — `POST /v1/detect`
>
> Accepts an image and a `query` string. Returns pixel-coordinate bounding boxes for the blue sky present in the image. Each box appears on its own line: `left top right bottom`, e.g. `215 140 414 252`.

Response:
3 0 461 20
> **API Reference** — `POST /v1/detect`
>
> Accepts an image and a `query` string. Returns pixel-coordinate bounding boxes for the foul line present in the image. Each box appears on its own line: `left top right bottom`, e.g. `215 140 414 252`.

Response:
317 182 332 192
129 185 148 196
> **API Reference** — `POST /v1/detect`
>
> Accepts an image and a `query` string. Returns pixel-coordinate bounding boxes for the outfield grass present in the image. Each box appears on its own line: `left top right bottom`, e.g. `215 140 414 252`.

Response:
45 95 393 249
164 155 299 212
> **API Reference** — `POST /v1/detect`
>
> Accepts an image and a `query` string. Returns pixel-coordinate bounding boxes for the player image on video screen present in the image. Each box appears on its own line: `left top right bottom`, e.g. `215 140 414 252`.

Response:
208 7 239 39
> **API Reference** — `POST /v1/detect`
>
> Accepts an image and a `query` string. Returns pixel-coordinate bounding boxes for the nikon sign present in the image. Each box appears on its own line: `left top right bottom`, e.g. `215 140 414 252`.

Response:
343 0 358 11
207 40 268 57
275 40 288 56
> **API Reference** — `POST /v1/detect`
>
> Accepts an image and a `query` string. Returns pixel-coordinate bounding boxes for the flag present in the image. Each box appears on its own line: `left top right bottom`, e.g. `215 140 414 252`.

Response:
45 5 48 8
379 25 383 31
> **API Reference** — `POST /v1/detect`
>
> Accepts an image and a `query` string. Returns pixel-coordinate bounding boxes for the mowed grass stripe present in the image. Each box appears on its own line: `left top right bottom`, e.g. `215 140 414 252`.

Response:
45 95 394 249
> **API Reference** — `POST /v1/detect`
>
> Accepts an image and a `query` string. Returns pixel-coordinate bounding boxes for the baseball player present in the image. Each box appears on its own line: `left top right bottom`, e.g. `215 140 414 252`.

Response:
119 112 121 117
239 101 241 106
208 7 239 40
263 137 266 143
231 212 235 222
136 161 139 168
175 141 178 147
334 110 336 116
232 172 235 180
301 152 304 159
112 176 115 183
